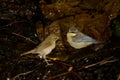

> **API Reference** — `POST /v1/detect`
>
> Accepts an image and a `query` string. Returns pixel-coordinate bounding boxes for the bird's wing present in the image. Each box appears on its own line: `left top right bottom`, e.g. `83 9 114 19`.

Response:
20 41 52 56
72 32 98 44
72 32 85 42
35 40 52 52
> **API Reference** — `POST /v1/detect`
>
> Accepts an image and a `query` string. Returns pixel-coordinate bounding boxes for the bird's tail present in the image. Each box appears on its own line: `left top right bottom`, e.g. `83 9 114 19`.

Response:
20 49 36 56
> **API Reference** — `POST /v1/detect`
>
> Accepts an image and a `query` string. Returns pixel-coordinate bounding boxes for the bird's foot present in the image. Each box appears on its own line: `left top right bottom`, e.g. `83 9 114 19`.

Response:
44 58 53 66
38 55 53 66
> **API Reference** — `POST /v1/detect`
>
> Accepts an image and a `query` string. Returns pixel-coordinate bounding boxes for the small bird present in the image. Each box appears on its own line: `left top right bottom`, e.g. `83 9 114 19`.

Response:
21 34 59 65
67 26 100 49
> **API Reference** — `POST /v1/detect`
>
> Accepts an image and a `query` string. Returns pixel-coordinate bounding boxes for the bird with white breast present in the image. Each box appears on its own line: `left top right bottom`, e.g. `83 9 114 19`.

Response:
67 26 100 49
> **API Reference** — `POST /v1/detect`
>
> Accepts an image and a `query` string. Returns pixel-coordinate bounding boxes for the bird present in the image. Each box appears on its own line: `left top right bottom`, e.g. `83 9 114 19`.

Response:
21 33 59 65
67 26 100 49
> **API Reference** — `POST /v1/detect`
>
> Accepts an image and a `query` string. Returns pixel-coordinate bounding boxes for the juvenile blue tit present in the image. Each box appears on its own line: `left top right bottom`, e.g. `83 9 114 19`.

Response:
67 27 100 49
21 34 59 65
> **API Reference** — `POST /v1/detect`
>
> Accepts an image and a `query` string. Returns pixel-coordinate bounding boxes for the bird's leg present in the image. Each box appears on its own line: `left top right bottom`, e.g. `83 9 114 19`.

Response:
43 55 49 65
43 55 53 66
43 56 53 66
38 55 52 66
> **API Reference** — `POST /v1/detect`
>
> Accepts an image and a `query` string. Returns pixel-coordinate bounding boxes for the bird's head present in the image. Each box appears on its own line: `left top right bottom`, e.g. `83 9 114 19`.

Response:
49 34 59 41
69 26 79 33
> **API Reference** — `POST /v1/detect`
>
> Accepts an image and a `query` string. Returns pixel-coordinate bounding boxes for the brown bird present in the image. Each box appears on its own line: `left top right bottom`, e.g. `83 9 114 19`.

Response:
21 34 59 65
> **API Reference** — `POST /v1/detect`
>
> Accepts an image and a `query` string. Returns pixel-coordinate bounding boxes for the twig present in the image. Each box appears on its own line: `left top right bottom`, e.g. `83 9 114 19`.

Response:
11 70 34 80
49 67 83 80
1 20 31 27
0 20 37 44
49 59 83 80
99 58 118 65
49 72 69 79
12 32 37 44
78 56 118 69
71 70 83 80
48 60 73 79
